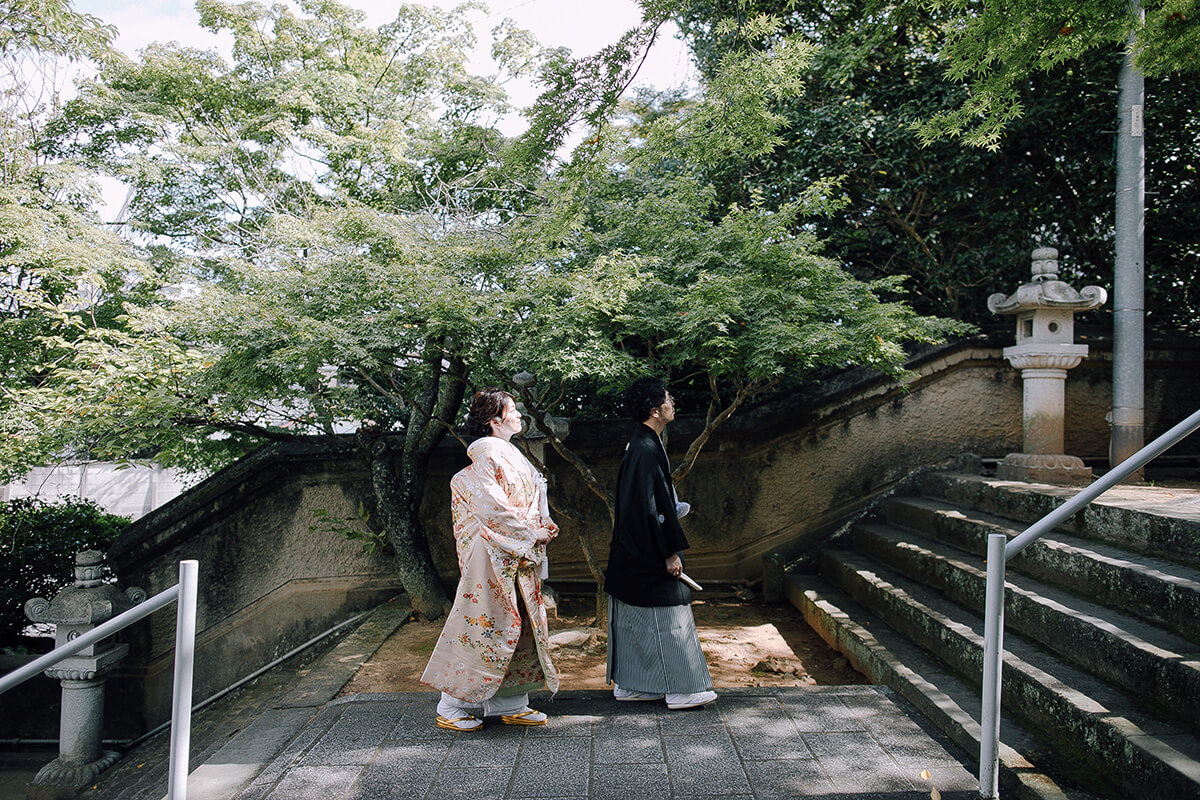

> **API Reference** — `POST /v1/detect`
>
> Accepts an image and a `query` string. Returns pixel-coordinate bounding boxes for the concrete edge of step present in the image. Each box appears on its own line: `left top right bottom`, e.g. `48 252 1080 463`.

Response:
819 550 1200 798
918 473 1200 570
849 523 1200 724
879 495 1200 645
784 572 1096 800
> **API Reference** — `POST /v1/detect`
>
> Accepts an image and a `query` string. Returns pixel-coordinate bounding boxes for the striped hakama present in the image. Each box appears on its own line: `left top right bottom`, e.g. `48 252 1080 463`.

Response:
606 595 713 694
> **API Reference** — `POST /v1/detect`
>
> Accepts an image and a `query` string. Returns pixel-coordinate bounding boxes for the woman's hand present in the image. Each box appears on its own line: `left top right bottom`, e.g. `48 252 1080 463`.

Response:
665 552 682 577
534 524 557 546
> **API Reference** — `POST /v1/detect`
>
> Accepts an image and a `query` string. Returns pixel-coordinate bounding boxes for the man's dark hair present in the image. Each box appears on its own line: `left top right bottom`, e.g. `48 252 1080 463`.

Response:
624 377 668 423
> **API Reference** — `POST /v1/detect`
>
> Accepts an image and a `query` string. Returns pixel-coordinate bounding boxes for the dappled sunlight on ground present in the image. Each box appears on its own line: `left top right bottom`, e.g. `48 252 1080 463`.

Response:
339 595 866 695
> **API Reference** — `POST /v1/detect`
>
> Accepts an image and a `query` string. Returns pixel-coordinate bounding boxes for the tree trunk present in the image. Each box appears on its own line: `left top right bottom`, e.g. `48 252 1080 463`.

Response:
361 433 451 619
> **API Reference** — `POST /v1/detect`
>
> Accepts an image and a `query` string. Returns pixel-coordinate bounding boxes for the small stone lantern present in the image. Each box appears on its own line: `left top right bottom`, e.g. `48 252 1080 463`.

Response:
512 371 571 464
987 247 1107 483
24 551 145 798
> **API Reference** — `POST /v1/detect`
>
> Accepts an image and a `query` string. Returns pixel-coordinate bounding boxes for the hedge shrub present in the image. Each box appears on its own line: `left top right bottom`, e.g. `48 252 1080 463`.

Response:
0 496 129 650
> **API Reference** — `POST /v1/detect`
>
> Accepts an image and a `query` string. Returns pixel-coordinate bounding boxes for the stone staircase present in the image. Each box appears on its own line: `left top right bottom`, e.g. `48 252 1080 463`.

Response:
787 472 1200 800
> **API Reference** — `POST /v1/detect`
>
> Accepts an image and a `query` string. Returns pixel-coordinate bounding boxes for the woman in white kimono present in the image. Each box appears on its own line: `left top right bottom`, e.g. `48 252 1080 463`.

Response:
420 388 560 731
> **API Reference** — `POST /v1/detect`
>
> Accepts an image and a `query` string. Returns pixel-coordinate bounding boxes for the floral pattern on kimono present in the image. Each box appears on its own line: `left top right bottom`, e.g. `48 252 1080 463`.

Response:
420 436 559 703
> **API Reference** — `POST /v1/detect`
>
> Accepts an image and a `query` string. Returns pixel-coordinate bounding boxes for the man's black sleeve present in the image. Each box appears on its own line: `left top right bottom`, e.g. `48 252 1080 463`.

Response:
626 442 689 560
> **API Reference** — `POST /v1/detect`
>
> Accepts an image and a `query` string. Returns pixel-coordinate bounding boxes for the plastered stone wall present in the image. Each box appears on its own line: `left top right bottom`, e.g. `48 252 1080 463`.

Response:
106 442 399 733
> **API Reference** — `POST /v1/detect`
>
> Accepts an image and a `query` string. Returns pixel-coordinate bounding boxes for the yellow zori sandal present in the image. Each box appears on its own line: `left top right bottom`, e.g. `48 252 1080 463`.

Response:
500 709 548 726
436 714 483 732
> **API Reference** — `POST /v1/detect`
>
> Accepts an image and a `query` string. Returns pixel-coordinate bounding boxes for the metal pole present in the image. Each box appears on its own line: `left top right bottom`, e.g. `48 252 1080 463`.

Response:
1111 2 1145 473
979 534 1007 799
167 560 198 800
1007 405 1200 558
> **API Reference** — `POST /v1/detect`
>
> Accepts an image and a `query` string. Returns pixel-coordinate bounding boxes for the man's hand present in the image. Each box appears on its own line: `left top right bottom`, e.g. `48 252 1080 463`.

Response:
665 552 682 577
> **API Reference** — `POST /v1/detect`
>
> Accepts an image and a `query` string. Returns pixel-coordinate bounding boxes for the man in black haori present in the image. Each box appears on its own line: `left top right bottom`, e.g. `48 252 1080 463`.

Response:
604 377 717 710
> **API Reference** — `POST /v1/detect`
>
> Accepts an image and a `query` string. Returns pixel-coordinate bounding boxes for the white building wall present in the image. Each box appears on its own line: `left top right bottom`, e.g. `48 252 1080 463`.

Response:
0 462 189 520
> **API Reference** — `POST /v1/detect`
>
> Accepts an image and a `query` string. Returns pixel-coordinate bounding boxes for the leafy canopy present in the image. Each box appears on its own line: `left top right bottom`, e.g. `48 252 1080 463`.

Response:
919 0 1200 148
6 0 533 476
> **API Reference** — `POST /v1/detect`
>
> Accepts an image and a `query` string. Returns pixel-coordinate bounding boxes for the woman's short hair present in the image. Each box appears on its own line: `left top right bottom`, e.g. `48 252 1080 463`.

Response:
465 388 514 438
624 377 668 423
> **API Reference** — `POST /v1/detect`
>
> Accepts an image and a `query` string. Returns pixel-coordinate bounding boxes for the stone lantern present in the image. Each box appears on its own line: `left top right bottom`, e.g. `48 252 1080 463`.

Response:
987 247 1107 484
512 371 571 464
24 551 145 798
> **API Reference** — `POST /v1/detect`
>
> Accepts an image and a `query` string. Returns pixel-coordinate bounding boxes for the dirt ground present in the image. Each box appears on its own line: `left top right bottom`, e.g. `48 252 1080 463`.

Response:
340 593 866 695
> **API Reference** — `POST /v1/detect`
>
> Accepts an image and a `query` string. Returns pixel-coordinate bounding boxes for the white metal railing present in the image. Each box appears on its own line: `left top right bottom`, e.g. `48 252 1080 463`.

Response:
979 407 1200 798
0 560 198 800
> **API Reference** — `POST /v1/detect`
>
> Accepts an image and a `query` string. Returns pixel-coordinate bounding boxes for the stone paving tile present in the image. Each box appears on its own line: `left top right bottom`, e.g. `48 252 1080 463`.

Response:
113 687 983 800
387 699 450 741
796 794 979 800
424 766 514 799
836 689 900 717
592 722 664 765
590 762 670 800
806 685 882 695
662 700 728 731
263 765 362 800
510 737 591 797
300 703 397 766
778 694 867 733
248 705 345 787
803 731 917 792
443 729 524 768
858 718 975 791
525 712 601 737
232 783 272 800
664 732 753 796
741 757 835 797
344 741 449 800
729 728 813 761
905 764 978 795
722 696 812 761
334 692 412 706
597 705 664 726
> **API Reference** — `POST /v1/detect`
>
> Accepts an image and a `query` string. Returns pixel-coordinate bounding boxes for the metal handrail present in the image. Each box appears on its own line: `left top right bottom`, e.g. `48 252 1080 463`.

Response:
0 560 198 800
979 406 1200 798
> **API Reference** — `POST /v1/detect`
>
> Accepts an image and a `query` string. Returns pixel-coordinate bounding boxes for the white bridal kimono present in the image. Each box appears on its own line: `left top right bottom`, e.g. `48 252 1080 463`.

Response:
420 436 559 703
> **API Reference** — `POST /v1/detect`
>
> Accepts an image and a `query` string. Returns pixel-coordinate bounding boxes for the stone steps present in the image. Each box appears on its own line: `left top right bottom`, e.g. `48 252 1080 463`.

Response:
851 520 1200 734
884 496 1200 644
919 472 1200 570
787 572 1099 800
818 546 1200 800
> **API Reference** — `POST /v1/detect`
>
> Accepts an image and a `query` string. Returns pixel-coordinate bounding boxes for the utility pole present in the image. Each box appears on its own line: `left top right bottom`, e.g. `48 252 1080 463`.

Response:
1110 3 1145 476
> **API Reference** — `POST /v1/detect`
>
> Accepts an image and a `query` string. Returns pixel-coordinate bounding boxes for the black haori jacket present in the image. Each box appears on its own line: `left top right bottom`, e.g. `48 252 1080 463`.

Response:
603 424 692 607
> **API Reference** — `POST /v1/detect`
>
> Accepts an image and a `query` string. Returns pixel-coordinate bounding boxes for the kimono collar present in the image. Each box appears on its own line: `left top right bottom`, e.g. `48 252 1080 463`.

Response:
466 435 527 466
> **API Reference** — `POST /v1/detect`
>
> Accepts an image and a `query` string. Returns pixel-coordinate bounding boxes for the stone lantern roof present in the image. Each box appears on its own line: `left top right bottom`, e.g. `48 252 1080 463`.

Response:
986 247 1106 315
25 550 144 627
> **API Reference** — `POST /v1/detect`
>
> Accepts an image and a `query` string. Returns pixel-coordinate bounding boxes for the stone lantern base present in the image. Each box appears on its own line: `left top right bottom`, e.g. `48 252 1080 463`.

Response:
27 751 121 800
996 453 1092 485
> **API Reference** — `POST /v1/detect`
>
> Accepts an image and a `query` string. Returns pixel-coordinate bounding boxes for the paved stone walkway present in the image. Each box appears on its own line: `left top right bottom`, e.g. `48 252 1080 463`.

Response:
200 687 976 800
